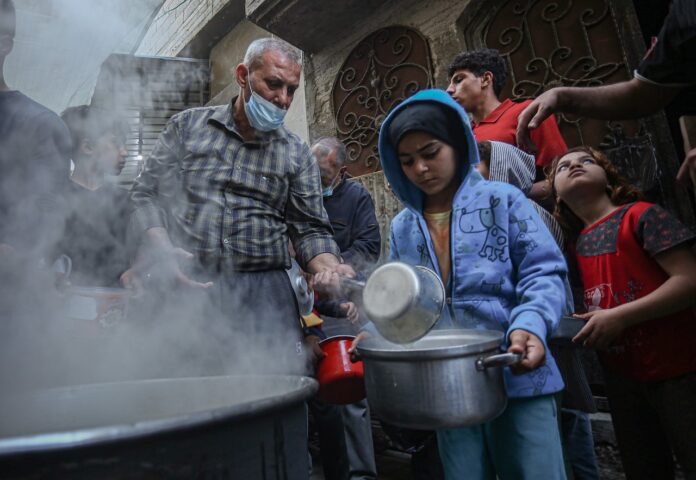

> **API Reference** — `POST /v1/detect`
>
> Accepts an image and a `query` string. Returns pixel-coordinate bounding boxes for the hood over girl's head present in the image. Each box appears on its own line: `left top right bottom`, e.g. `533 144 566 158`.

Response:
378 89 480 212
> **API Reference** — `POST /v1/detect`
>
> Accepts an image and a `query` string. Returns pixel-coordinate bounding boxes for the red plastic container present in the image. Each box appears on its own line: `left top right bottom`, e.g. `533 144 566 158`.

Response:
316 335 366 405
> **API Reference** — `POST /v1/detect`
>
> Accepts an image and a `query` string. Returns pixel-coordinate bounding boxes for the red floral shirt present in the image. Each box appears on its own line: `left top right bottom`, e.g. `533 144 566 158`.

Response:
575 202 696 381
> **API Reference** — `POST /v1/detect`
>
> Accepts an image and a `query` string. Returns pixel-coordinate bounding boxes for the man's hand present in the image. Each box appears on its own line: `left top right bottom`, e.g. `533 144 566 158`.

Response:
120 267 145 296
121 247 213 293
516 88 561 153
677 147 696 191
340 302 359 324
310 262 357 296
572 309 627 350
508 329 546 374
305 334 326 369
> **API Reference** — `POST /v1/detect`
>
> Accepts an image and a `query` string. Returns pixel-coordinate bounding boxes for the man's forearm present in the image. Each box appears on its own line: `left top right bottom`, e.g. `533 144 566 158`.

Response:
556 78 679 120
306 252 342 274
130 227 173 269
143 227 174 249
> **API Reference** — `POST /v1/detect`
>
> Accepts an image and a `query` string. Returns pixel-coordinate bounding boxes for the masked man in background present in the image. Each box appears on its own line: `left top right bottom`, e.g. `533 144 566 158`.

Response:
310 136 380 480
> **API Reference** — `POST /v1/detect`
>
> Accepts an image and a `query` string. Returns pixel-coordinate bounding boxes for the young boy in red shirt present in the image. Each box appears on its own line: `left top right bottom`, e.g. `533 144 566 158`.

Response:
446 48 567 203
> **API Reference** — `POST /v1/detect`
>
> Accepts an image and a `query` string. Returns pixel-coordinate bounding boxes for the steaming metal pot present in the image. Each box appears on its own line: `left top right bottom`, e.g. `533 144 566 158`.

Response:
360 262 445 344
357 330 523 429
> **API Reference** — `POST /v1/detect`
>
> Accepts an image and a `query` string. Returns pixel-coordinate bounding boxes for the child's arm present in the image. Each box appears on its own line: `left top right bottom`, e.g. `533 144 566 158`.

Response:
315 298 359 324
507 192 569 372
573 244 696 349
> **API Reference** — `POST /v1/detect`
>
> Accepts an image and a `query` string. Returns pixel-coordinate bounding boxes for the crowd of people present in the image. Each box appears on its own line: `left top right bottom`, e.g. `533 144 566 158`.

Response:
1 0 696 478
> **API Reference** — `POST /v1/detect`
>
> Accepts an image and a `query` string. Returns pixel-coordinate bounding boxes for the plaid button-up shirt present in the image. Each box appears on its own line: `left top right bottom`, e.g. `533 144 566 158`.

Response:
130 101 339 271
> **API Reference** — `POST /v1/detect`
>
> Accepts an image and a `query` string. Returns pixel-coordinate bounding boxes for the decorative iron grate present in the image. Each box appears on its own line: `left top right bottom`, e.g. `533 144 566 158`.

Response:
332 26 434 176
481 0 637 147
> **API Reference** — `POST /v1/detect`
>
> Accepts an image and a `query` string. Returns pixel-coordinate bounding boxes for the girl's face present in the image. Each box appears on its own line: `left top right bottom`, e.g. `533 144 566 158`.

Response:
553 150 608 200
397 131 459 197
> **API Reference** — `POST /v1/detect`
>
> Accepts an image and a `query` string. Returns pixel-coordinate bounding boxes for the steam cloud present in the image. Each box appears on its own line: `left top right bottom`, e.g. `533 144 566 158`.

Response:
1 1 310 438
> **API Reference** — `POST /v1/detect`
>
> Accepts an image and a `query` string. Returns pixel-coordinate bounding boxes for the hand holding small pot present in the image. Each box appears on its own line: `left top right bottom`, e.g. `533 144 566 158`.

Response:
348 331 370 363
304 334 326 369
507 329 545 374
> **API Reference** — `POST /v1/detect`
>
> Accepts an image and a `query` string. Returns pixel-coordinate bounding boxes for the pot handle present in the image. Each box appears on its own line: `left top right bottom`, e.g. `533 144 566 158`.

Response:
475 352 524 371
339 276 366 291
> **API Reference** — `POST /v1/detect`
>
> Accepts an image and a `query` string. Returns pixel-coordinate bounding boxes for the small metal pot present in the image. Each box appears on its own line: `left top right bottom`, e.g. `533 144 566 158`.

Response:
357 329 521 429
361 262 445 344
63 286 132 329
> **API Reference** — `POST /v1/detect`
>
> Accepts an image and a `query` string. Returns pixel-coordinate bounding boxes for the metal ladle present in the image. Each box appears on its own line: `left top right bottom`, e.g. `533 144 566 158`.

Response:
340 262 446 344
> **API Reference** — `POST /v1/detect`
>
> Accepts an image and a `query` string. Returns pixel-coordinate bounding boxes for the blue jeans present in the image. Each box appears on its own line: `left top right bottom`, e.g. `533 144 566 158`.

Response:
437 394 566 480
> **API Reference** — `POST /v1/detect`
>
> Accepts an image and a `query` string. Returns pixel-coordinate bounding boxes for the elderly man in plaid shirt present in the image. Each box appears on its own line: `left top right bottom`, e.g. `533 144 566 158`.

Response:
123 38 353 372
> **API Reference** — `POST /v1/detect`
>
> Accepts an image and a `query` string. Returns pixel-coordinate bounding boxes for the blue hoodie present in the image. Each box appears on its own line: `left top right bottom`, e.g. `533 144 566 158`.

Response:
379 90 567 398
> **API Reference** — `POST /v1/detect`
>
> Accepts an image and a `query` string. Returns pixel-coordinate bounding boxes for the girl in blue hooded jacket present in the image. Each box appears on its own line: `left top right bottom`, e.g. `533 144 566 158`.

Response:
378 90 568 479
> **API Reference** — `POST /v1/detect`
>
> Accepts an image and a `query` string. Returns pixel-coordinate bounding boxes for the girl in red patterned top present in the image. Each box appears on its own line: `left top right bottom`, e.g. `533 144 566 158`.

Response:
548 145 696 479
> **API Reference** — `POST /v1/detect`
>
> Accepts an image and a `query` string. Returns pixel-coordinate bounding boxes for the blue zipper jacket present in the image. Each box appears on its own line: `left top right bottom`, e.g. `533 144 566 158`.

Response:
378 90 567 398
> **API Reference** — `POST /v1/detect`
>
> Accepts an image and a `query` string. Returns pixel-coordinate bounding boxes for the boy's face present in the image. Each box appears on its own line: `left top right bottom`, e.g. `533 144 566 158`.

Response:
0 20 14 60
397 131 459 198
475 162 490 179
93 132 127 175
553 151 608 201
446 69 487 114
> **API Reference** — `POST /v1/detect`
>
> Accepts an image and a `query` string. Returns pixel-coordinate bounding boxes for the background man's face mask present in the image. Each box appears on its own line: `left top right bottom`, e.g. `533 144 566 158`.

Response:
322 168 345 197
243 82 287 131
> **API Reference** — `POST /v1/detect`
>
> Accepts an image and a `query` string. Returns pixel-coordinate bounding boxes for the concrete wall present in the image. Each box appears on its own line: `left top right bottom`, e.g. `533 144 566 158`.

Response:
209 20 267 97
136 0 230 57
304 0 472 142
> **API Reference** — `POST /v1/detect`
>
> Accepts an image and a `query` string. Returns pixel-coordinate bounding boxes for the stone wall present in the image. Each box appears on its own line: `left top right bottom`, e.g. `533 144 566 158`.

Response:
304 0 472 142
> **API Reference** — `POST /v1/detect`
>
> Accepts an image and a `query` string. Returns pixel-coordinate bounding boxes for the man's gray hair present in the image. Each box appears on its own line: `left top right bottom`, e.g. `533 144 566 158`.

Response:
244 37 303 71
312 136 347 167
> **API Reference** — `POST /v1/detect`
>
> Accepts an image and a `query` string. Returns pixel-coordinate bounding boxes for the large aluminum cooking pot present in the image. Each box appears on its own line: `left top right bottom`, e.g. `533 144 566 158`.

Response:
357 330 521 429
0 375 317 479
361 262 445 344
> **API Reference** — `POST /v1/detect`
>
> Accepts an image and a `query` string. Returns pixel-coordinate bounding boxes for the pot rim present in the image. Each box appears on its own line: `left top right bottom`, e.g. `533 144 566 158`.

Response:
0 375 317 458
319 334 356 345
357 329 504 360
65 286 132 298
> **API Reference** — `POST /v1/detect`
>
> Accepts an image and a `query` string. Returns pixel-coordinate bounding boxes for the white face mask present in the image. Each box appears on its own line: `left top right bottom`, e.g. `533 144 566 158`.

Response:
321 169 344 197
243 83 287 131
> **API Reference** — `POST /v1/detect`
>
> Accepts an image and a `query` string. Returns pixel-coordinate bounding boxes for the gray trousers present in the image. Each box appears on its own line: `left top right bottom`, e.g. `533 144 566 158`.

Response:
311 398 377 480
341 399 377 480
